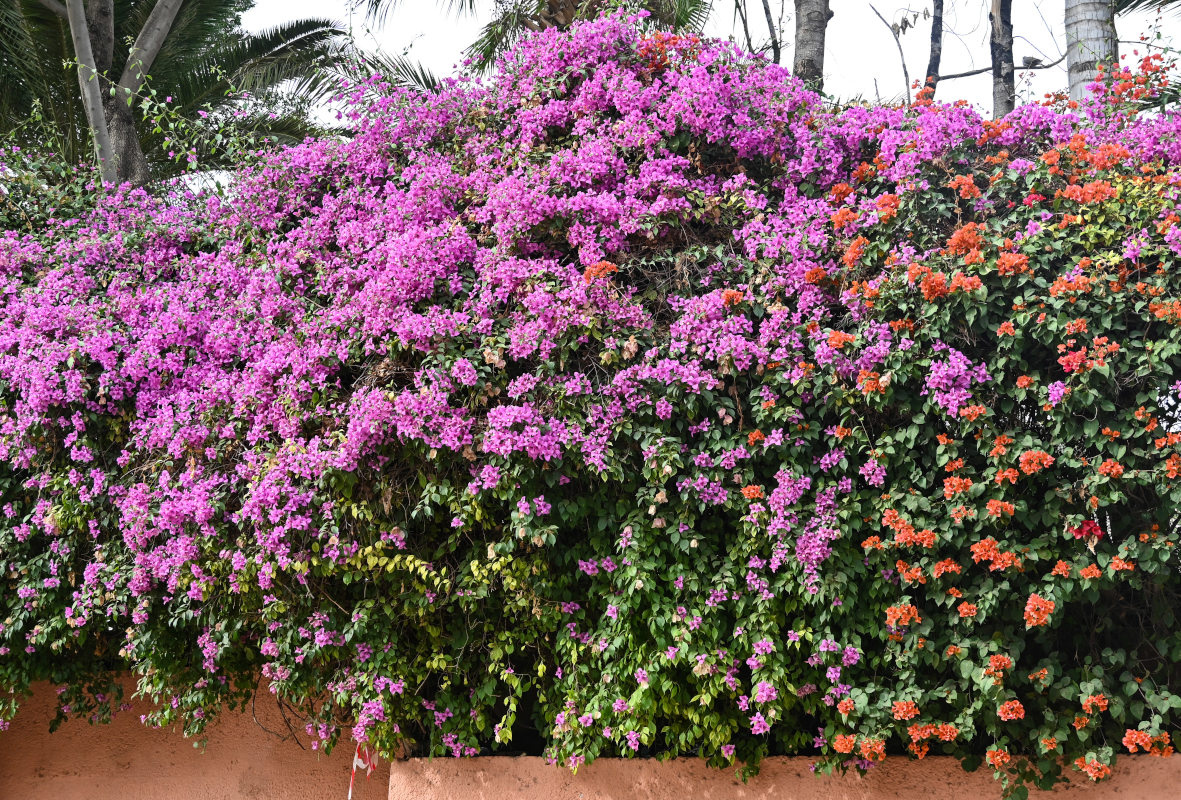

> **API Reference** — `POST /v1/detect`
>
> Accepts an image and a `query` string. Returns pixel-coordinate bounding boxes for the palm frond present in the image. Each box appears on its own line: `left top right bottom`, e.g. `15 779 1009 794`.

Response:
346 50 441 93
1115 0 1181 14
360 0 480 26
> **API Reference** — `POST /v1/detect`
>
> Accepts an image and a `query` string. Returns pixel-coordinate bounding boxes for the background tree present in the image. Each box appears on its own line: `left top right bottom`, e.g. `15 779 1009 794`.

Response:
1065 0 1118 101
0 0 348 184
989 0 1014 116
792 0 831 90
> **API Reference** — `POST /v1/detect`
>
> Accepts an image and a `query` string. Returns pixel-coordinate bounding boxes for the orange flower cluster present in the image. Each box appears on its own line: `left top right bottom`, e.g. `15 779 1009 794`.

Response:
842 235 870 268
970 537 1020 571
984 654 1012 684
1024 593 1055 627
1028 668 1049 682
989 434 1014 458
1097 459 1124 478
882 509 935 548
1123 729 1173 756
1080 564 1102 580
945 645 962 657
1049 272 1093 298
948 175 981 199
957 602 978 618
995 468 1019 485
943 476 973 498
833 734 857 753
1073 757 1113 782
837 698 854 714
740 484 764 500
1041 737 1060 752
1082 694 1109 714
721 289 745 307
876 193 901 221
960 405 987 422
830 207 860 229
932 559 962 577
996 321 1016 336
946 223 982 256
1050 560 1072 578
582 260 618 282
997 700 1025 720
892 701 920 720
986 499 1015 517
1111 557 1135 572
1073 715 1091 730
827 330 857 350
859 738 886 762
747 430 765 446
886 603 922 627
986 749 1011 768
896 559 926 585
857 370 886 394
1056 179 1118 205
1018 450 1054 474
996 252 1030 276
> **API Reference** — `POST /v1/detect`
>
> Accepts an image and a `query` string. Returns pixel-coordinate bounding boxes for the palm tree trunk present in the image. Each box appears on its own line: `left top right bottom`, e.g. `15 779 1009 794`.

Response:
989 0 1015 117
793 0 831 90
64 0 116 184
1065 0 1118 102
925 0 944 95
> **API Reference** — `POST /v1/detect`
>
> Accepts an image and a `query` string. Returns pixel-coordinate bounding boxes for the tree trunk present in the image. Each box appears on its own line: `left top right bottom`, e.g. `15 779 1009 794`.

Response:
925 0 944 96
989 0 1015 118
1065 0 1118 102
65 0 116 184
793 0 831 91
104 96 152 187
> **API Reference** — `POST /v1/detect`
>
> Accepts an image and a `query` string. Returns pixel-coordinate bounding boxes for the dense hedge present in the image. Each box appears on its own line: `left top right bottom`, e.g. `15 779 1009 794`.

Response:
3 14 1181 795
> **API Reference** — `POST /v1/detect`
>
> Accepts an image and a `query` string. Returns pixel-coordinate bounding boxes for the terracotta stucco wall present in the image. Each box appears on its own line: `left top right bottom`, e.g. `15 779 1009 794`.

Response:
2 682 1179 799
0 682 389 800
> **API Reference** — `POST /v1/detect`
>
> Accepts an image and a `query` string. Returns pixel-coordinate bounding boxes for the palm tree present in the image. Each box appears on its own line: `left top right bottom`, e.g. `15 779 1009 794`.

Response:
364 0 713 72
0 0 349 184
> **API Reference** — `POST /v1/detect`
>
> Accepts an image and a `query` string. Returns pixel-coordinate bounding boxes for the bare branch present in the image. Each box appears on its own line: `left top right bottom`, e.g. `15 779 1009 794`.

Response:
117 0 184 95
759 0 780 64
870 4 910 104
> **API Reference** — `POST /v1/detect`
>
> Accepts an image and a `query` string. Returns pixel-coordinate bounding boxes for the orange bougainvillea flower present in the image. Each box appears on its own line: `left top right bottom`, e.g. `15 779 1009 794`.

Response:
833 734 857 753
1074 757 1113 782
986 748 1012 768
1098 459 1125 478
1024 592 1055 627
946 223 982 256
747 429 765 446
1018 450 1054 474
996 321 1016 336
933 559 962 577
1016 375 1033 388
837 698 854 714
943 476 973 498
997 700 1025 720
741 484 764 500
957 602 978 618
986 499 1015 517
996 252 1030 276
1080 564 1102 580
892 701 920 720
948 174 981 199
1082 694 1109 714
886 604 922 627
945 645 962 658
995 467 1019 485
1050 560 1072 578
859 738 887 762
721 289 745 307
582 260 618 282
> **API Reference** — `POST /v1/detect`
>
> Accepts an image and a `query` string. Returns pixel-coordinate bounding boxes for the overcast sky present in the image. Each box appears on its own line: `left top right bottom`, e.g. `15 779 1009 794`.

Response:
242 1 1175 115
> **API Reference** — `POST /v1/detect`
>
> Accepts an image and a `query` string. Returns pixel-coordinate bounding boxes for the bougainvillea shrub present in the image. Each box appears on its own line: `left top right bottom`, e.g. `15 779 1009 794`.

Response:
2 14 1181 794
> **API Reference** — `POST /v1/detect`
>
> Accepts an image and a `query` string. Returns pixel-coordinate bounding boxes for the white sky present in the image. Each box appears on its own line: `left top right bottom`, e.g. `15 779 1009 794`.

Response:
243 1 1177 115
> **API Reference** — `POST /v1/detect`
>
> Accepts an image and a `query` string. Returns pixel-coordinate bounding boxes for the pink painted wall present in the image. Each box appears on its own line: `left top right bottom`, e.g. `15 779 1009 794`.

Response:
2 682 1178 799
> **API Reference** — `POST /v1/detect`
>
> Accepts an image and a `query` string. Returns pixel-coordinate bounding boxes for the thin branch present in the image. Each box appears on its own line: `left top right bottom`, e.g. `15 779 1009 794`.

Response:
734 0 754 53
939 52 1065 82
65 0 115 183
870 4 910 104
759 0 779 64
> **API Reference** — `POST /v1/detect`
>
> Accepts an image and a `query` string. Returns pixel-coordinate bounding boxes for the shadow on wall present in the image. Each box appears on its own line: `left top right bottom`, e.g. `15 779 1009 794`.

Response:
2 681 1180 800
0 682 389 800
